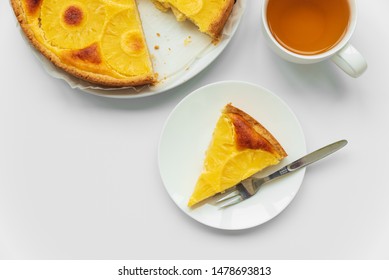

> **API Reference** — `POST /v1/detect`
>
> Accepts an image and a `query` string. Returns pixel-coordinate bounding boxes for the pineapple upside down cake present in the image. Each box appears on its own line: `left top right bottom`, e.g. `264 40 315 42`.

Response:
11 0 235 88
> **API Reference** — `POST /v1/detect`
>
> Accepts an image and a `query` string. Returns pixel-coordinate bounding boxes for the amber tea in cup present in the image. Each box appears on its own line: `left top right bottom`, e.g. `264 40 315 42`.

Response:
266 0 351 55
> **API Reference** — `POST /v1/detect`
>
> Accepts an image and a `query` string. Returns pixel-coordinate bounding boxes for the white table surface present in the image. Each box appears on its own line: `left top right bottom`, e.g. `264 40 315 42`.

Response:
1 0 389 260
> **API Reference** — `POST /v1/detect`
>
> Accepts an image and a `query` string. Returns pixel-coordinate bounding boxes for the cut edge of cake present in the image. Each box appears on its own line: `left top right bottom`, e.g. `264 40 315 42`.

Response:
152 0 235 41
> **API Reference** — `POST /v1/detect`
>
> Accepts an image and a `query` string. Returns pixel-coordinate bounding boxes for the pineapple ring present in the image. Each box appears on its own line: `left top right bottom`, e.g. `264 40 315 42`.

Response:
101 9 151 76
120 31 146 57
169 0 203 16
61 5 85 27
41 0 106 50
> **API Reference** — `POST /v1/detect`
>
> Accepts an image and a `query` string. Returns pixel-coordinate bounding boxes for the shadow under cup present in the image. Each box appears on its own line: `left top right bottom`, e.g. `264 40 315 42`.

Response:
266 0 351 56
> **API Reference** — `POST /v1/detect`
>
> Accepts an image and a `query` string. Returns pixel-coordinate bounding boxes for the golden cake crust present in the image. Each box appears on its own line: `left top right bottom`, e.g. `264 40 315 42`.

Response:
224 103 288 159
11 0 156 88
207 0 235 41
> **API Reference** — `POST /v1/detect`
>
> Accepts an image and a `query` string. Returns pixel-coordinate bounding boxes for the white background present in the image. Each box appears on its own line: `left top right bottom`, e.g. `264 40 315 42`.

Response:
1 0 388 259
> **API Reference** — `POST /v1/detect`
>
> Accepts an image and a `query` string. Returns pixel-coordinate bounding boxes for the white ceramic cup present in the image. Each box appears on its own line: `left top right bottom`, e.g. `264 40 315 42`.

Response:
261 0 367 78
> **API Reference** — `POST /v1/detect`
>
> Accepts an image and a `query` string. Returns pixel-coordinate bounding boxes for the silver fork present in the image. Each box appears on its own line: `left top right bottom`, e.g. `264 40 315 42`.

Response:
215 139 348 208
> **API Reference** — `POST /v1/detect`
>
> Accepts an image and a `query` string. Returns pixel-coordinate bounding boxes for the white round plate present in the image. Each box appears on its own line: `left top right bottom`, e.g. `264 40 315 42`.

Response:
27 1 246 99
158 81 306 230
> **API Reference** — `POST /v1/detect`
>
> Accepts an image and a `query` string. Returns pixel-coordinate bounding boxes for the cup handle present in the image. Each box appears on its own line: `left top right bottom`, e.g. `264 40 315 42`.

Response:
331 43 367 78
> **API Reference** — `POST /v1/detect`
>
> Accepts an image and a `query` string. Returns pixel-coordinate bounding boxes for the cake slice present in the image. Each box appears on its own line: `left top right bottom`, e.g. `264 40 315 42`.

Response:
152 0 235 40
188 104 287 207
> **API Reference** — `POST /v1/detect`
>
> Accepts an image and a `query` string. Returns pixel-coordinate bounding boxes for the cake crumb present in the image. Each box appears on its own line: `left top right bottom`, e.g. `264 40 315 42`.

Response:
154 45 160 50
156 33 161 37
184 36 192 46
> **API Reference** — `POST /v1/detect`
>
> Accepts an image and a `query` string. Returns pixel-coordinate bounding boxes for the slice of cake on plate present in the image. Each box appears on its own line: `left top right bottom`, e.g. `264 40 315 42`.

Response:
188 103 287 207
